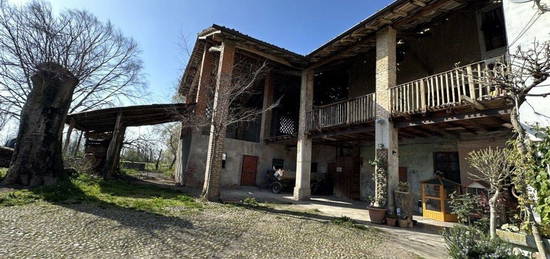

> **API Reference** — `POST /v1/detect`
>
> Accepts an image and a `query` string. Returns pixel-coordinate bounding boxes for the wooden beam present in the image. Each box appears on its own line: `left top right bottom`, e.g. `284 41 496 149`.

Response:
461 95 487 110
310 126 374 139
446 121 479 134
394 108 511 128
236 44 295 68
411 0 427 7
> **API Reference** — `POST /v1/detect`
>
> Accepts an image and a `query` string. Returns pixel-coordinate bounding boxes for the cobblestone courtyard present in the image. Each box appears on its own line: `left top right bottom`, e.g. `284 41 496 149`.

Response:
0 201 420 258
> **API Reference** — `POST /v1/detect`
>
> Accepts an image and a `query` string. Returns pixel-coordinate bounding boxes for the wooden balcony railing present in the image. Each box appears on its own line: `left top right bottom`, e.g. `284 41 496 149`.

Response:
307 93 376 131
390 56 507 114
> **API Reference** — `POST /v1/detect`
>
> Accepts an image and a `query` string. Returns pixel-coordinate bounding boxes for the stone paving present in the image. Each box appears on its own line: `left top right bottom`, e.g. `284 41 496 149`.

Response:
0 201 419 258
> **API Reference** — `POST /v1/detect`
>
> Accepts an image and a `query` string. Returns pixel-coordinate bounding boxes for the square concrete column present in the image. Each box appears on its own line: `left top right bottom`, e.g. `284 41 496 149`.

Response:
293 69 314 201
195 42 215 116
375 26 399 211
259 72 273 141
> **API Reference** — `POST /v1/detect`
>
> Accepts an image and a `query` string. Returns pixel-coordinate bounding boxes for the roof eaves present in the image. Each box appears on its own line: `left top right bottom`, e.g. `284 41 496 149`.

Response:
306 0 409 58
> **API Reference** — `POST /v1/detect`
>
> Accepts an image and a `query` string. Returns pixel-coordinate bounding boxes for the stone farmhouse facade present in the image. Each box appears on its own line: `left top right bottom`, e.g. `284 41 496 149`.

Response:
175 0 550 212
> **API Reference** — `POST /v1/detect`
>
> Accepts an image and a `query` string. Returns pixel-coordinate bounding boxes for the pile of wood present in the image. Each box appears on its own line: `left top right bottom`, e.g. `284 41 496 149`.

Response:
0 146 13 168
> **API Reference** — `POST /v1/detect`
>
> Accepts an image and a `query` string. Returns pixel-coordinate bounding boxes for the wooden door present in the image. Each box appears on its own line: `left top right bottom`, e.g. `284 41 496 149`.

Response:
241 155 258 186
333 157 361 200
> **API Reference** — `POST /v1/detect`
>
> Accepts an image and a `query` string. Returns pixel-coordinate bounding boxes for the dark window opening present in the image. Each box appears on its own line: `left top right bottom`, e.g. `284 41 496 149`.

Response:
314 68 350 106
226 79 264 142
481 7 507 51
272 158 284 170
433 152 461 184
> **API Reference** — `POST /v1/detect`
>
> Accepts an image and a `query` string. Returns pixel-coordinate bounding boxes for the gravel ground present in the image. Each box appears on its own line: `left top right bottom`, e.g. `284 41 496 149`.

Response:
0 202 419 258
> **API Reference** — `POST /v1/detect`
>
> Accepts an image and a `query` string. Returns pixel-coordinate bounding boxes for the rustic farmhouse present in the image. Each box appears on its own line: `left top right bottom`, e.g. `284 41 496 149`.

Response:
175 0 548 217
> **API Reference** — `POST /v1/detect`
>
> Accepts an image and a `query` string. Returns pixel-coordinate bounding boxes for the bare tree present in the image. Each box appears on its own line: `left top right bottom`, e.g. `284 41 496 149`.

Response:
0 0 144 124
467 147 514 239
478 40 550 257
176 52 278 201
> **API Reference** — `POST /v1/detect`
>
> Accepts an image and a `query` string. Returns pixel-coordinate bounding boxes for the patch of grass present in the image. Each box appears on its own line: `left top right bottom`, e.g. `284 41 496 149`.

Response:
0 174 202 215
242 197 259 207
120 168 141 176
331 216 369 230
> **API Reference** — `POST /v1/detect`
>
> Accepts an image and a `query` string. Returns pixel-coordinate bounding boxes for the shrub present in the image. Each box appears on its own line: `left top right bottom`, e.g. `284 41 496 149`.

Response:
443 226 525 259
449 192 481 225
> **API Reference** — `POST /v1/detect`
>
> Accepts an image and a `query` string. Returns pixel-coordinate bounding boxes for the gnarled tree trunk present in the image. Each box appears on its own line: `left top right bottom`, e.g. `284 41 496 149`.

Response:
3 63 78 186
489 190 499 239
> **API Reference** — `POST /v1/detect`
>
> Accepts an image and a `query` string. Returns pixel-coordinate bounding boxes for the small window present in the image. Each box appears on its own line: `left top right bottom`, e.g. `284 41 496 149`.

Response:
272 159 284 170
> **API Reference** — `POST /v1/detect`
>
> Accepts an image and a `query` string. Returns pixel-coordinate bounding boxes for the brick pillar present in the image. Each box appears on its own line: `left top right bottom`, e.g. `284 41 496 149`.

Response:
195 42 215 116
293 69 314 201
375 26 399 211
202 41 235 201
259 72 273 141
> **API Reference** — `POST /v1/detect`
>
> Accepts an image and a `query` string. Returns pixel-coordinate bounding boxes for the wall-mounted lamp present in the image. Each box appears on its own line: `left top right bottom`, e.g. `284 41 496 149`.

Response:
222 153 227 168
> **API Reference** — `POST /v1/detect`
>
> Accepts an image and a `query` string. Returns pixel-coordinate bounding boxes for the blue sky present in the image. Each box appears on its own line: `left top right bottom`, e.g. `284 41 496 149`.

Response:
30 0 394 103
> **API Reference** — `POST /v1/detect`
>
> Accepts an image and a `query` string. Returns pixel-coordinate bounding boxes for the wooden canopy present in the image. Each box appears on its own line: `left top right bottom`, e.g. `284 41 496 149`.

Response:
66 103 196 132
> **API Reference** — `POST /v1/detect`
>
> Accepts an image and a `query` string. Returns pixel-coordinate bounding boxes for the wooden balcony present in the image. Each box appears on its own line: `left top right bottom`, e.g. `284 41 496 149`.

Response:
390 56 507 115
307 93 376 132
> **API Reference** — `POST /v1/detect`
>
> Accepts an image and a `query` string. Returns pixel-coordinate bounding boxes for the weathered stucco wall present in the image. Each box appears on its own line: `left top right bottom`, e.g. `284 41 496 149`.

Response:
457 133 510 187
183 131 294 187
359 133 510 213
181 130 337 188
360 137 458 207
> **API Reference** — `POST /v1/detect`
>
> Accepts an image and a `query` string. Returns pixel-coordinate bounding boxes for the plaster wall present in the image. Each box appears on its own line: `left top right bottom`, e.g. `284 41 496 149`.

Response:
457 133 509 187
182 130 337 188
360 137 458 206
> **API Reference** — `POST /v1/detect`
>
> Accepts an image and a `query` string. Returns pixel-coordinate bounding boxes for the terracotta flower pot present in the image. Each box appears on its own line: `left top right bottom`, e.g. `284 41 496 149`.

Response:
386 217 397 227
367 207 387 224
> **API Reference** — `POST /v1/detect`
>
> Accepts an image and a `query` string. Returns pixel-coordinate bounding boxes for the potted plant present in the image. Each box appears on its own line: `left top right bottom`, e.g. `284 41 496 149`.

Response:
386 213 398 227
367 148 389 224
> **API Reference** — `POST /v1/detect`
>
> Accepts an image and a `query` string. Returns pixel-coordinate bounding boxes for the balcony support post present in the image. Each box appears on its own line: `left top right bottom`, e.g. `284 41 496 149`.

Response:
294 69 314 201
260 72 273 141
375 26 399 211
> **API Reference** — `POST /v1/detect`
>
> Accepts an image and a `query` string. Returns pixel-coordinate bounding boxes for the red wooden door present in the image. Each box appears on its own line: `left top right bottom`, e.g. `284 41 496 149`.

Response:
241 155 258 186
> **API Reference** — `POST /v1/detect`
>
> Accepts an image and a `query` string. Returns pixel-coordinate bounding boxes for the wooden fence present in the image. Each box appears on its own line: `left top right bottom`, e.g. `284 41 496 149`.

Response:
390 56 507 114
307 93 376 131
